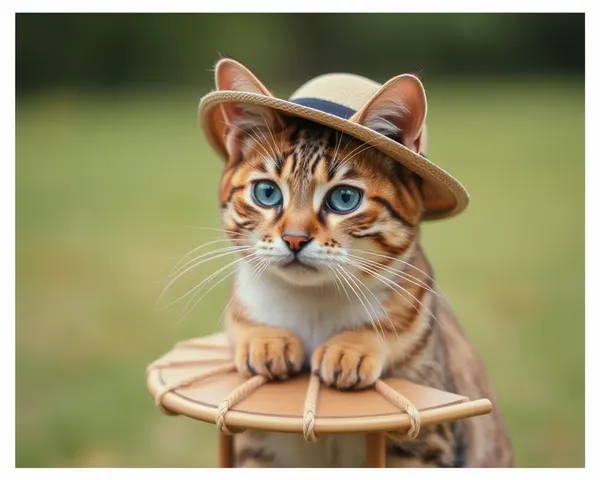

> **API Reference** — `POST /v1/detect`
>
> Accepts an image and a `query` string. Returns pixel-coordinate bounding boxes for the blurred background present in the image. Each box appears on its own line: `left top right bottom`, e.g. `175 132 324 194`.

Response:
15 13 584 467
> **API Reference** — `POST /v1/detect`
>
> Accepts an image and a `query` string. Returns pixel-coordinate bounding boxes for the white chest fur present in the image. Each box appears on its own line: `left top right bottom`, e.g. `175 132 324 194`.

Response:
235 262 388 356
234 263 392 467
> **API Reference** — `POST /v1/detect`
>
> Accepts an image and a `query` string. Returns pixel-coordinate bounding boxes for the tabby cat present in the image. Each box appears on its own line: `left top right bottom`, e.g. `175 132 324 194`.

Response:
210 59 513 467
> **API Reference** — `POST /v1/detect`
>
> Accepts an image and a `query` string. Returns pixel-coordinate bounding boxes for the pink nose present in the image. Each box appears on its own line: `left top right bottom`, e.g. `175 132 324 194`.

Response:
281 233 311 253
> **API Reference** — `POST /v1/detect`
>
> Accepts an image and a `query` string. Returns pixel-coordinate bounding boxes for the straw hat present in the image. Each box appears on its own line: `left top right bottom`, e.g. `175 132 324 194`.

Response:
199 59 469 220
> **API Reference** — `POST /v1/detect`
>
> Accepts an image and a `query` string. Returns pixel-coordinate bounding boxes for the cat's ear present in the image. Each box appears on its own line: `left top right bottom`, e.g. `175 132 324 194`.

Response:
213 58 284 159
350 74 427 154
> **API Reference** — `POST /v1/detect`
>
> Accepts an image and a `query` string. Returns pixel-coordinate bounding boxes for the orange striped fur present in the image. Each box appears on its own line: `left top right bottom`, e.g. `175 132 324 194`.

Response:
210 59 513 467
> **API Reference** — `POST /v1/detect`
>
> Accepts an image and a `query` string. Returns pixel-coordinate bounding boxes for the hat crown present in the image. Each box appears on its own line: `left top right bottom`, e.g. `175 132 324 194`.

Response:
289 73 382 112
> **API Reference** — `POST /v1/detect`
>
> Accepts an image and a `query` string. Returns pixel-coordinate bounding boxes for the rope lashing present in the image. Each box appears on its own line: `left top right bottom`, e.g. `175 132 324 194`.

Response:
302 374 321 443
374 379 421 439
148 339 421 442
152 362 236 415
145 356 231 376
216 375 269 435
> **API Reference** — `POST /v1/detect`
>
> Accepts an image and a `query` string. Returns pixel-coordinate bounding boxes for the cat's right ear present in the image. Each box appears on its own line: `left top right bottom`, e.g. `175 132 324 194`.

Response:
212 58 283 162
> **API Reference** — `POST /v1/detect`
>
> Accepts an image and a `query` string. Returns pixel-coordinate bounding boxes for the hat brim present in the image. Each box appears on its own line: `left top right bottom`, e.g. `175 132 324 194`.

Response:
198 90 469 221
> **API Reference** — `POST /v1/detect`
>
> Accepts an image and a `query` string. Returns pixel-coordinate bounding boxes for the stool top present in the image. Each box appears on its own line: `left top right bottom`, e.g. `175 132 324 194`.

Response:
146 333 492 436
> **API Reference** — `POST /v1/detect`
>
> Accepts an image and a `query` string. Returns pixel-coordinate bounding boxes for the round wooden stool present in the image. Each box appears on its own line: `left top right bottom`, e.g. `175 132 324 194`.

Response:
146 332 493 467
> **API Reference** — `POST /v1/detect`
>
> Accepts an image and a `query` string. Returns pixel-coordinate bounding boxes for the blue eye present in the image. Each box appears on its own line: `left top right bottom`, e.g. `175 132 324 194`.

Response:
326 186 362 213
252 180 282 208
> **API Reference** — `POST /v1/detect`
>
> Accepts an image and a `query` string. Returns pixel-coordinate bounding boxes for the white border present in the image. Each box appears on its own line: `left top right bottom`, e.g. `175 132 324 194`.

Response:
7 1 592 13
584 5 596 475
7 3 594 478
3 3 15 479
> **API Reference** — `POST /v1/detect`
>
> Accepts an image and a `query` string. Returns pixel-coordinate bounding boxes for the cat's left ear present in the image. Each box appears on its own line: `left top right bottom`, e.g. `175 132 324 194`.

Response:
212 58 284 161
350 74 427 154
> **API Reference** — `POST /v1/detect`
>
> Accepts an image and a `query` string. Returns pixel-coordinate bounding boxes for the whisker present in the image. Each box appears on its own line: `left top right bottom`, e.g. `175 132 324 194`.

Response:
169 245 249 279
201 255 270 329
177 268 239 325
238 136 273 165
218 120 279 169
256 112 283 158
215 290 237 330
326 265 341 295
329 266 352 303
174 252 258 312
336 137 390 169
215 257 269 331
347 254 439 297
336 135 373 166
349 261 445 333
169 238 234 274
334 265 385 345
163 245 251 294
257 259 271 277
249 123 279 162
341 265 402 345
329 130 345 170
181 226 253 238
219 120 274 162
340 265 389 342
347 248 437 285
249 257 269 278
157 248 254 308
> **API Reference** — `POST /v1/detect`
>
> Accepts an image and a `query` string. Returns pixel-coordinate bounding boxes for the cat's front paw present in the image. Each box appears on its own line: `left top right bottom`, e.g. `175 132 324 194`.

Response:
311 340 384 390
235 327 305 380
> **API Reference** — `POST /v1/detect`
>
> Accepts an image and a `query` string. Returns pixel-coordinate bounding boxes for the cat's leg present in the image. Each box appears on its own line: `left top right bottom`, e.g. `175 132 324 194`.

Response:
386 423 458 467
228 313 305 380
234 430 276 467
234 431 340 467
311 329 387 390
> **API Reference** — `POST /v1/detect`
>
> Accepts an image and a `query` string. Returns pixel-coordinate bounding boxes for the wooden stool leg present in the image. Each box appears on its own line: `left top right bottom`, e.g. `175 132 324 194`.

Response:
366 432 386 468
218 433 234 467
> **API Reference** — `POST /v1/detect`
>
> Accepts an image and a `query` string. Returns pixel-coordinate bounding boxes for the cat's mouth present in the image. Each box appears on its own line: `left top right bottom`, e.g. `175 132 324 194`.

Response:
280 257 318 271
265 254 335 287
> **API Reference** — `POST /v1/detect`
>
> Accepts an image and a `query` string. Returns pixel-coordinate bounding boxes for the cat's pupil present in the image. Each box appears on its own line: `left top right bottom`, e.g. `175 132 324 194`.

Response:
341 191 351 203
265 186 274 197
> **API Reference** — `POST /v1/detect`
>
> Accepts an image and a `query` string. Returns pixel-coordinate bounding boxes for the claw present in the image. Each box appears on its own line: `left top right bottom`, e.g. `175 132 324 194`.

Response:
245 356 257 376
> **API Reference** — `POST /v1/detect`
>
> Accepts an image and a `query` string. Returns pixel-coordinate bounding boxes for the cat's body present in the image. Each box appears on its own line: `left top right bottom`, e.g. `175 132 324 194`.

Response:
207 59 513 467
227 247 512 467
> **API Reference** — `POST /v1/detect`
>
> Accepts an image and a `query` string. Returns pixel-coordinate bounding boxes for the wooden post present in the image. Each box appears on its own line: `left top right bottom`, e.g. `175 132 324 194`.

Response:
218 433 234 467
366 432 386 467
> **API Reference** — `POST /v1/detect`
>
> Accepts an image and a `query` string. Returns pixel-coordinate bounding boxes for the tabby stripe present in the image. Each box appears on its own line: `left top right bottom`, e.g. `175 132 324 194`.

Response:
387 443 447 465
387 423 454 467
325 153 337 181
370 196 414 227
221 185 244 208
401 273 433 329
233 199 261 218
273 207 284 224
399 319 435 369
275 155 285 176
232 219 253 230
398 182 417 215
316 209 328 227
236 447 274 465
369 231 415 259
377 278 426 334
288 124 301 145
407 176 423 211
451 423 468 468
289 150 298 177
344 167 359 179
309 153 321 175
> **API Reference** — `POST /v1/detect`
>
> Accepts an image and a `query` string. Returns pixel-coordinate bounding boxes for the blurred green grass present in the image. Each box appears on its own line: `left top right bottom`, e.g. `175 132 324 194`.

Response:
15 78 584 467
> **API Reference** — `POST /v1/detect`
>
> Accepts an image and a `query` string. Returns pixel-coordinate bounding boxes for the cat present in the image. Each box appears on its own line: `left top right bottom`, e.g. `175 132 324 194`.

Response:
209 58 513 467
